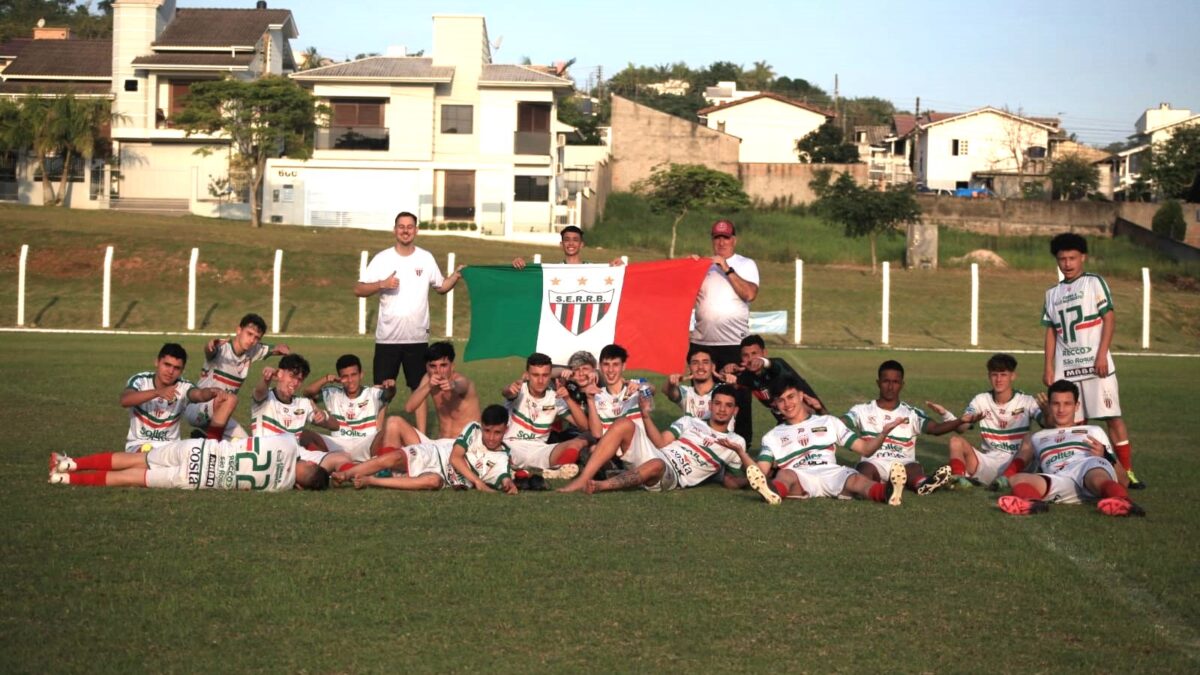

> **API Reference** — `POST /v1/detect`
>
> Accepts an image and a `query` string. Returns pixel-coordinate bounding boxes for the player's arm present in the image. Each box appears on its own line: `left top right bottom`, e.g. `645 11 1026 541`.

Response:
1096 309 1116 378
639 397 675 449
664 373 683 404
448 444 496 492
203 337 224 360
560 385 588 431
252 367 275 404
1042 326 1057 387
186 386 222 404
923 404 975 436
353 266 398 297
119 385 174 408
585 395 605 439
847 417 903 457
303 374 336 399
720 440 754 490
501 376 524 401
715 257 759 302
434 264 465 295
310 406 340 432
269 343 291 356
377 379 397 403
405 374 434 413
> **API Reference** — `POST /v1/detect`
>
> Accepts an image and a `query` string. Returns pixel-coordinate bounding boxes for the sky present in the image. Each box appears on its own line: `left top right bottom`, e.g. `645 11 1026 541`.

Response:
198 0 1200 146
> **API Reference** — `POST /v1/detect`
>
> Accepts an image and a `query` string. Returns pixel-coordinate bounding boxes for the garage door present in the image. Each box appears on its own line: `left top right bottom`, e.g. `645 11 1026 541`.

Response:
304 169 419 231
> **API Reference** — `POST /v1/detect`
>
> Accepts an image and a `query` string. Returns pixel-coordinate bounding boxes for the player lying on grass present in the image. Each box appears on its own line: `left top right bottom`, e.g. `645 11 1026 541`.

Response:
500 352 587 480
48 435 330 491
843 360 960 496
331 405 517 494
997 379 1144 517
185 312 290 440
557 384 777 501
664 345 718 420
122 343 232 452
756 376 908 506
301 353 395 462
403 341 481 440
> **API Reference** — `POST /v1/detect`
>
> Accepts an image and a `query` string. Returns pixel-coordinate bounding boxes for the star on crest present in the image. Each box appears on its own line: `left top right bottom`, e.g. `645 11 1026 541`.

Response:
550 277 561 286
604 276 614 285
577 276 588 285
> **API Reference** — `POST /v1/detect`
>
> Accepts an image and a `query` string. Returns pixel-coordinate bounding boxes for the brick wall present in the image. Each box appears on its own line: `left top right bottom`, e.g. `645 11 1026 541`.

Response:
738 163 867 206
609 95 740 191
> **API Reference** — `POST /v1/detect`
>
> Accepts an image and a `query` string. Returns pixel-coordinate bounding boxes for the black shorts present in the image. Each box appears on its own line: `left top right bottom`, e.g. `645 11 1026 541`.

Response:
689 342 743 371
373 342 427 390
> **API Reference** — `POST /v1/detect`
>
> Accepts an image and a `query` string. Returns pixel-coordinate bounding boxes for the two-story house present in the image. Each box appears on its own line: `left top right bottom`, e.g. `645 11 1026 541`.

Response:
697 93 832 164
912 106 1058 195
262 15 573 235
1110 103 1200 199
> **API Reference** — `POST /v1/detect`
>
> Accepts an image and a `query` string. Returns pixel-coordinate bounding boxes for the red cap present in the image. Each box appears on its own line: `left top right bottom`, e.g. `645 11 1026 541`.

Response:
711 220 736 237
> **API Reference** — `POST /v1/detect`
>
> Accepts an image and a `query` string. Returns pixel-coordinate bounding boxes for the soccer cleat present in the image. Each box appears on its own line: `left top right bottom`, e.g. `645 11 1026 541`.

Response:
951 476 976 491
998 495 1049 516
1125 469 1146 490
542 463 580 481
744 463 781 505
48 472 68 485
887 463 907 506
989 476 1010 492
49 452 76 473
1097 497 1146 517
917 464 953 496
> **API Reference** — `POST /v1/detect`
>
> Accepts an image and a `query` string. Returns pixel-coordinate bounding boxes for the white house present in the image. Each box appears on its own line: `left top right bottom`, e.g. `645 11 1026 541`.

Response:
697 93 832 164
262 15 574 236
913 107 1057 193
1110 103 1200 198
702 80 757 106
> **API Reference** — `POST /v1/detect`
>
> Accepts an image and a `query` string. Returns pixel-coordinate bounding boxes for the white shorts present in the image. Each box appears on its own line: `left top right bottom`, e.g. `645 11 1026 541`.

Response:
506 438 555 471
405 439 455 485
184 400 248 439
781 465 859 499
1042 456 1117 504
1073 374 1122 421
320 433 377 462
616 423 656 468
970 447 1019 485
124 439 173 454
143 439 207 489
641 448 680 492
860 455 912 480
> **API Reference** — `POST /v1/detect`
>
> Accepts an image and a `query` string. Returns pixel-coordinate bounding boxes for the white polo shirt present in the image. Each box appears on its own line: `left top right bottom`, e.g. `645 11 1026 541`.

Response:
360 245 445 344
691 253 760 346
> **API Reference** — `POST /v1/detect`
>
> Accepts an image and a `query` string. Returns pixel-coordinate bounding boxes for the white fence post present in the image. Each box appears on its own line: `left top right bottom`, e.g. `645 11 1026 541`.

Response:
533 253 542 265
101 245 113 328
881 261 890 345
272 249 282 334
1142 267 1151 350
17 244 28 327
187 248 199 331
793 259 803 345
970 263 979 347
358 251 368 335
445 252 456 338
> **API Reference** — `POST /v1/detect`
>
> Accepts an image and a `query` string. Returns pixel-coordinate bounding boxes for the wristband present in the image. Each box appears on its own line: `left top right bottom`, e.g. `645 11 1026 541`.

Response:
725 267 736 277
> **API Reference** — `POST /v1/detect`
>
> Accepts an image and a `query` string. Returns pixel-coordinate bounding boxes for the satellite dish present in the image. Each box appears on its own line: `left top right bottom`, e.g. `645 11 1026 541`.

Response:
490 35 503 52
37 17 46 28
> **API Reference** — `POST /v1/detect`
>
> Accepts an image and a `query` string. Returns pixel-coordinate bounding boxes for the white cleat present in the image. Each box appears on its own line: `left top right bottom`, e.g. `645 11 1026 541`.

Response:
745 463 781 505
542 463 580 481
50 452 76 473
917 464 953 496
48 472 68 485
888 462 907 506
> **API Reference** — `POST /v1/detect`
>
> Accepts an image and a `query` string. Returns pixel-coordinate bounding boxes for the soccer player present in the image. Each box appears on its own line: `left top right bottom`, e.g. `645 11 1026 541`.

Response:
511 225 624 267
722 334 827 443
402 341 481 440
48 435 330 491
584 344 660 469
122 343 231 452
250 354 339 439
997 380 1144 517
1041 233 1142 488
664 345 718 420
500 352 587 479
332 405 517 494
757 376 908 505
558 384 776 500
843 360 959 496
184 312 290 440
548 350 599 443
301 354 395 462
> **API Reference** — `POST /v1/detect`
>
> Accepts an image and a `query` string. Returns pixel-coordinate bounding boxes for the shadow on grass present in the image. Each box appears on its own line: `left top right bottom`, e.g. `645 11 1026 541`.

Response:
281 305 296 333
33 296 58 324
842 325 872 345
920 327 953 347
200 303 219 330
114 300 138 329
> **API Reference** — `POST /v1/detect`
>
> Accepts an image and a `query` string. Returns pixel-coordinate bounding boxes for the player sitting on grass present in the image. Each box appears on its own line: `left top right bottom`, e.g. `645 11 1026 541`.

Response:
558 384 776 501
998 379 1143 517
331 405 517 494
926 353 1046 489
757 376 908 505
185 312 290 440
664 345 718 420
403 341 481 441
843 360 960 496
122 343 232 453
250 355 343 472
501 352 587 480
301 353 395 462
547 350 599 444
48 435 329 491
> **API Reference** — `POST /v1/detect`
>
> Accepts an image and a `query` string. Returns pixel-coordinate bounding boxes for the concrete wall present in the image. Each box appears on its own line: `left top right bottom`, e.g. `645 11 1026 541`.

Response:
1117 201 1200 247
581 158 611 228
738 163 867 206
609 95 739 191
1114 217 1200 261
917 195 1114 237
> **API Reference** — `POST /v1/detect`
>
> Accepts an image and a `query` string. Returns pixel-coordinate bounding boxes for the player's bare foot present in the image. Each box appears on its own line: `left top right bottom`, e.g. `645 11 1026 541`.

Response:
745 464 781 505
584 479 601 494
888 463 907 506
556 477 589 493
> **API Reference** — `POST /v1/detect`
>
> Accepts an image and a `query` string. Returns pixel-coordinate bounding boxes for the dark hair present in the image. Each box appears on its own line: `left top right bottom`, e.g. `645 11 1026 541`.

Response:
239 313 267 333
986 353 1018 373
1050 233 1087 256
158 342 187 363
335 354 361 372
1048 379 1080 401
481 404 510 427
740 334 766 350
297 464 331 491
394 211 418 226
560 225 584 239
711 383 738 404
425 341 456 363
599 344 628 362
878 360 904 379
278 354 311 378
686 345 713 362
768 375 806 401
526 352 552 369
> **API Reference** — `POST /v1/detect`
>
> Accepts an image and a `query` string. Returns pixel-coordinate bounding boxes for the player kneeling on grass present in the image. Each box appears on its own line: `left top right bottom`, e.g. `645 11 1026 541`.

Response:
557 384 776 501
122 343 232 453
500 352 588 481
757 376 908 505
48 435 329 491
997 379 1143 517
301 354 395 462
331 405 517 494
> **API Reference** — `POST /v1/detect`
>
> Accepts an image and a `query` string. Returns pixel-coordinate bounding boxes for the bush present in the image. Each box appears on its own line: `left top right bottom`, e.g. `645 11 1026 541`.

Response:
1152 200 1187 241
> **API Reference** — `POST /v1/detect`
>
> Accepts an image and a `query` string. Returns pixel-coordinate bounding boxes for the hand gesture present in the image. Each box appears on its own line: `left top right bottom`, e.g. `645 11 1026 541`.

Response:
721 362 743 376
154 383 178 403
713 437 741 451
380 271 400 290
380 379 396 391
502 478 519 495
206 337 225 352
668 373 683 387
881 417 906 434
429 374 447 391
959 412 980 424
512 257 526 270
1085 435 1107 456
274 344 291 356
925 400 949 417
352 475 370 490
261 367 277 383
582 374 601 396
609 257 625 267
711 254 728 270
1035 392 1050 418
624 380 640 398
555 379 570 399
800 392 822 411
313 409 329 425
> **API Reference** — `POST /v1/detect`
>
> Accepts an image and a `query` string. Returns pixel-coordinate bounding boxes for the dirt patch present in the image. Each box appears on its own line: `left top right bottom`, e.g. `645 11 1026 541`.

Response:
948 249 1009 268
1164 273 1199 293
27 246 105 279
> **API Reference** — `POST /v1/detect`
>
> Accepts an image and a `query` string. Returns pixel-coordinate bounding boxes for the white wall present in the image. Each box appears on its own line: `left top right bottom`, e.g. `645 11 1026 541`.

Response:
704 98 825 163
919 111 1049 190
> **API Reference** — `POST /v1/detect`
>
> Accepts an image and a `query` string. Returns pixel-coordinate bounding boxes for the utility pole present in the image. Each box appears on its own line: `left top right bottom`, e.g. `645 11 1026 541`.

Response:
834 73 841 133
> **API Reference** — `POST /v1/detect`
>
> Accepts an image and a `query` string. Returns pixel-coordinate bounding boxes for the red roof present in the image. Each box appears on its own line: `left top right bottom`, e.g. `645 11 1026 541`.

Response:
698 92 834 117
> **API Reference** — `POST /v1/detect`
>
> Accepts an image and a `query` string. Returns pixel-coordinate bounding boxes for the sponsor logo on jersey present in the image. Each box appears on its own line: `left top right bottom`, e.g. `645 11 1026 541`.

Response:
143 429 171 441
548 288 614 336
415 268 423 276
1064 366 1096 379
204 456 217 488
541 405 557 411
1061 346 1092 356
187 446 203 486
812 426 827 433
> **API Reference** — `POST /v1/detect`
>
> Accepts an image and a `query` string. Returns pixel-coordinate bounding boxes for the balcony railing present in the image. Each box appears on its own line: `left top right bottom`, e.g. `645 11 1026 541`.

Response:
317 126 390 151
514 131 551 156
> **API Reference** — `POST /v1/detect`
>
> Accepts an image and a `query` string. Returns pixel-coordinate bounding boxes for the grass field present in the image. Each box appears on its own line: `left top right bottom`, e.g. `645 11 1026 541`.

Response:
2 332 1199 673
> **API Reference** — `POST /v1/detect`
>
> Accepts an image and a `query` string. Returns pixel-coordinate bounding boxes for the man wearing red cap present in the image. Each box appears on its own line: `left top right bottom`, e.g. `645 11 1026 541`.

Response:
690 219 760 442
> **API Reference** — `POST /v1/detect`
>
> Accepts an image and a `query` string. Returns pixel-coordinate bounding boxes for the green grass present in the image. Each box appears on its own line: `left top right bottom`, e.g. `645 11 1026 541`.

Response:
2 333 1199 672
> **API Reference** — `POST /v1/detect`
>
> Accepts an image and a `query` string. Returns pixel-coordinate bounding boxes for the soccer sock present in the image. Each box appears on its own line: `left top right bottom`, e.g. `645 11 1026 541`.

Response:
868 483 887 503
513 469 531 480
1100 480 1128 501
376 446 399 456
1012 483 1043 501
950 458 967 476
1114 441 1133 470
68 471 108 486
771 480 790 499
304 441 321 452
908 474 925 490
205 424 226 440
553 448 580 466
74 453 114 471
337 463 356 473
1003 457 1027 477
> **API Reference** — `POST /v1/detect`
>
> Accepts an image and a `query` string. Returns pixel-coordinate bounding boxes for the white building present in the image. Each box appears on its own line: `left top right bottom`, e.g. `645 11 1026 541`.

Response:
697 93 832 164
702 80 758 107
913 107 1057 193
1110 103 1200 199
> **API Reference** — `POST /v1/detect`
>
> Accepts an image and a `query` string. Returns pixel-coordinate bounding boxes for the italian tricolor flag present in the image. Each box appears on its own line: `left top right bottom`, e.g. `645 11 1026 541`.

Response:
462 259 710 374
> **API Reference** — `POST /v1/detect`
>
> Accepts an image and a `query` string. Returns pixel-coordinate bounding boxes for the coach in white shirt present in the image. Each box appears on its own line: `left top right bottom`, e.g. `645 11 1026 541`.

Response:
354 211 463 434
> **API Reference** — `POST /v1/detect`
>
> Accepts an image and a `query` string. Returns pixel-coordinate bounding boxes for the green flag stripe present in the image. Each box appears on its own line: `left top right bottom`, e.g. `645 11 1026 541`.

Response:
463 265 543 362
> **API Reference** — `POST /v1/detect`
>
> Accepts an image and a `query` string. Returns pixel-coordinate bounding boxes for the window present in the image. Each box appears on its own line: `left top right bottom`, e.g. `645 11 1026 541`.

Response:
169 80 200 118
332 99 384 127
516 102 551 132
952 139 969 156
441 104 473 134
325 99 388 150
855 131 867 143
514 175 550 202
0 151 17 182
124 79 138 92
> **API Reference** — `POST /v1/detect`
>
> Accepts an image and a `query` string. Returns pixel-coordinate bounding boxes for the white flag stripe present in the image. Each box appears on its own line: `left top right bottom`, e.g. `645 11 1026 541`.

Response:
535 264 627 364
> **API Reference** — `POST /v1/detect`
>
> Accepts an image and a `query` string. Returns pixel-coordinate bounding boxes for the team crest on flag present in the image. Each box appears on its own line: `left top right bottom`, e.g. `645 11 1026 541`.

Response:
548 288 615 335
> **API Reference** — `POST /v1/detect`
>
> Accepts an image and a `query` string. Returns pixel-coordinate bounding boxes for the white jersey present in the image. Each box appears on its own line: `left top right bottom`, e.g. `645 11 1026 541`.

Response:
197 340 272 393
250 390 316 437
657 415 746 488
691 252 761 346
504 382 567 442
676 383 713 420
843 401 931 464
125 372 195 445
1029 425 1112 475
321 385 388 439
963 391 1043 456
361 246 444 344
593 384 644 433
1041 273 1115 381
454 422 513 489
169 436 298 491
759 415 859 471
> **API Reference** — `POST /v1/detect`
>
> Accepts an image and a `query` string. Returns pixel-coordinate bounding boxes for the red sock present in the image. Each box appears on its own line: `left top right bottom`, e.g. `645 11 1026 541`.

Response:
1012 483 1043 500
1114 441 1132 470
553 448 580 466
868 483 886 503
205 424 226 440
68 471 108 486
304 441 321 452
514 469 531 480
74 453 114 471
950 458 966 476
337 463 355 473
1100 480 1128 501
771 480 789 499
376 446 399 456
1003 457 1026 477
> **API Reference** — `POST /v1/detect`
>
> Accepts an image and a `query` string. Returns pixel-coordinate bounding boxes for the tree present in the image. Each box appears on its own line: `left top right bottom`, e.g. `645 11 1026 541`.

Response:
297 46 325 70
810 169 921 273
632 163 750 258
796 120 859 163
840 96 897 127
741 60 775 90
1048 154 1100 200
1151 200 1187 241
174 76 321 227
1143 125 1200 200
0 92 113 205
0 0 112 41
50 95 115 205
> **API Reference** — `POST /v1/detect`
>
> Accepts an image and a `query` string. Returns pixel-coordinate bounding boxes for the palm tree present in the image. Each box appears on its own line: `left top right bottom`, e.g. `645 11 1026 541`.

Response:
52 96 115 205
298 46 323 70
744 60 775 90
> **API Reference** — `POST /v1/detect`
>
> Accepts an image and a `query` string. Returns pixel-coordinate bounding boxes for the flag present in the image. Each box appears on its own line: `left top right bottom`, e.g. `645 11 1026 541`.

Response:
462 259 711 374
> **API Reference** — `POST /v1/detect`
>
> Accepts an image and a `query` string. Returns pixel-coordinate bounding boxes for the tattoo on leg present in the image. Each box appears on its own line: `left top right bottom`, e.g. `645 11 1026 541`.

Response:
610 470 644 489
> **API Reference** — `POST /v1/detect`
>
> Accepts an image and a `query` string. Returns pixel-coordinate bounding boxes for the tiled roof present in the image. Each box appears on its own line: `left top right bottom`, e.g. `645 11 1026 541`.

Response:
893 111 959 137
479 64 572 86
132 53 255 68
0 38 32 59
854 125 891 145
697 92 833 117
292 56 453 81
153 8 294 48
0 39 110 78
0 81 111 95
